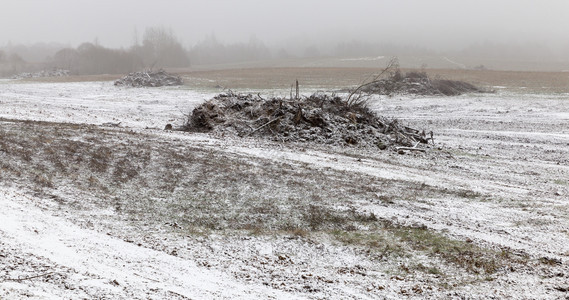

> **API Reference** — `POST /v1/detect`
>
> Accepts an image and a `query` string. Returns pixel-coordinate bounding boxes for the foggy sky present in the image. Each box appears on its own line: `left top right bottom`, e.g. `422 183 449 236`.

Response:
2 0 568 51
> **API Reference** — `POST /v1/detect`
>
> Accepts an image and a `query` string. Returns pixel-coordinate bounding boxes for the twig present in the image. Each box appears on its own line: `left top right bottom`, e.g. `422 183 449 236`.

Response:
134 272 160 282
396 146 427 152
2 272 56 282
347 57 399 105
245 117 282 137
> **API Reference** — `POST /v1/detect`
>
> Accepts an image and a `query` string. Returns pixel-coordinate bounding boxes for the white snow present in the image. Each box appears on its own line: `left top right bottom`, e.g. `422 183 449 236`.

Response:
0 80 215 129
0 187 298 299
1 79 568 298
340 56 385 61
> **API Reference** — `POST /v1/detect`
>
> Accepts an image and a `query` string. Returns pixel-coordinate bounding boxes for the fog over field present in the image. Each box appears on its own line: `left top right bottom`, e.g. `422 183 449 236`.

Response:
2 0 568 49
1 0 569 72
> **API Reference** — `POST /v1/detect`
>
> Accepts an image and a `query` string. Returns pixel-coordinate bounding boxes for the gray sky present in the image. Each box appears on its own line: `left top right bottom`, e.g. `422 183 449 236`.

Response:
2 0 568 51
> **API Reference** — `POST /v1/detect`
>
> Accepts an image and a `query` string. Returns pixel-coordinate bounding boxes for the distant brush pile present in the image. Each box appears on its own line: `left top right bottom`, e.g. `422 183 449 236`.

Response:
114 70 182 87
360 70 487 96
182 92 433 150
12 69 69 79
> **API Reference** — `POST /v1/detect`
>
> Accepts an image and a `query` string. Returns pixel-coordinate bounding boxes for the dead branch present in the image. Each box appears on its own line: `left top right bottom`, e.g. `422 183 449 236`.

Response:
347 57 399 106
245 117 282 137
2 272 56 282
396 147 427 152
134 272 160 282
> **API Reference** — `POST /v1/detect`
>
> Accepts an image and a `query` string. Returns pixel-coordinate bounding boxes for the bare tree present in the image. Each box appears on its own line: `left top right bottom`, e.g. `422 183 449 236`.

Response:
53 48 79 72
135 27 190 69
188 34 271 65
7 53 26 74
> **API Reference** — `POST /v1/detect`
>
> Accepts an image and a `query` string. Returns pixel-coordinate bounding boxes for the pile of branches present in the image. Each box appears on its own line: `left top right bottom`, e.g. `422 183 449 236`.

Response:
114 69 182 87
182 91 432 150
11 69 69 79
359 70 486 96
346 57 488 102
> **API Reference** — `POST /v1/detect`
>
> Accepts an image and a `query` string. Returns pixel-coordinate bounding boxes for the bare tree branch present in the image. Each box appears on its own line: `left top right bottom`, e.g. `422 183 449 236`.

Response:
347 57 399 106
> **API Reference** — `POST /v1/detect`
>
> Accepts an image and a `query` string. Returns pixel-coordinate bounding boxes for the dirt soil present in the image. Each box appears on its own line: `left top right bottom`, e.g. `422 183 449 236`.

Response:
1 68 569 299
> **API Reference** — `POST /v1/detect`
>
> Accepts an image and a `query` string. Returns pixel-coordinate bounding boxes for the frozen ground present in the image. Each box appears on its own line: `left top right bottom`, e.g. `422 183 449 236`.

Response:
0 81 212 129
1 79 568 299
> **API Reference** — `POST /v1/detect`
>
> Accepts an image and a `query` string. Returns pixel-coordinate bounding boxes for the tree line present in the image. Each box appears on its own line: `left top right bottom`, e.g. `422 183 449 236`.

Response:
4 27 567 77
1 27 274 76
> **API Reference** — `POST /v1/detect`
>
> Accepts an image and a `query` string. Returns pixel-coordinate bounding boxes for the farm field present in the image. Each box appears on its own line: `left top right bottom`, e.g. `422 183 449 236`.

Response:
1 68 569 299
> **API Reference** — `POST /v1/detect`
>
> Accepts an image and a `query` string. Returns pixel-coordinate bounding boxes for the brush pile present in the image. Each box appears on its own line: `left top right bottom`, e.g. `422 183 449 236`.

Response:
114 69 182 87
360 71 486 96
12 69 69 79
183 92 432 149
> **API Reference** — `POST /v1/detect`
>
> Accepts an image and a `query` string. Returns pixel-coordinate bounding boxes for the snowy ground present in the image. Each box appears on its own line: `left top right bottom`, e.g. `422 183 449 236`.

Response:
1 79 568 299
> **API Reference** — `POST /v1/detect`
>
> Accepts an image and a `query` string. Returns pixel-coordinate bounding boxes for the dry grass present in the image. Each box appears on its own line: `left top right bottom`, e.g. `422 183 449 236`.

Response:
0 117 527 279
422 68 569 94
19 66 568 94
331 223 521 275
179 67 569 94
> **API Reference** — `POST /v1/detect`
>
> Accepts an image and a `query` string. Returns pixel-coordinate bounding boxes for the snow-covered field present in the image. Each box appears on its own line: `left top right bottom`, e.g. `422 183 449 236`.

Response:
0 80 213 129
1 79 568 299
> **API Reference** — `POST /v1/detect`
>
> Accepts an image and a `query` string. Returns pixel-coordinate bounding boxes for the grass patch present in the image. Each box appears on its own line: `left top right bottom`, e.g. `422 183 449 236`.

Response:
0 118 525 278
0 119 407 231
331 220 526 276
394 226 501 274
